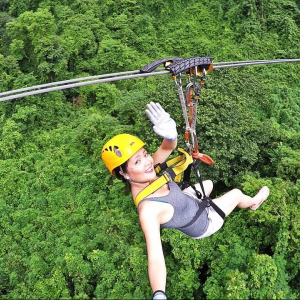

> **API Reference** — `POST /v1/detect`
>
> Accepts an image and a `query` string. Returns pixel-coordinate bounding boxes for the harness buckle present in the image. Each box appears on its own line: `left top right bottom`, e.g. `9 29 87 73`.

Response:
204 197 212 207
162 171 172 182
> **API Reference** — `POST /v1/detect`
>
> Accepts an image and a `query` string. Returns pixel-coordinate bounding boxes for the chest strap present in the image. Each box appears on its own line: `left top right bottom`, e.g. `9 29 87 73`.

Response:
134 148 193 207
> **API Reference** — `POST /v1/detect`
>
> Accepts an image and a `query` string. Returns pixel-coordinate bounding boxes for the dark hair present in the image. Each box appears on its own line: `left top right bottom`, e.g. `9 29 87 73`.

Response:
114 161 131 194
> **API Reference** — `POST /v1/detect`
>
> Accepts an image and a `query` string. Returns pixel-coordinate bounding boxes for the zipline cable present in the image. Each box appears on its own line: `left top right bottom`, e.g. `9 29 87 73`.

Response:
1 59 292 97
213 58 299 66
213 58 300 69
0 70 144 97
0 59 297 99
0 68 166 97
0 70 170 102
1 58 300 102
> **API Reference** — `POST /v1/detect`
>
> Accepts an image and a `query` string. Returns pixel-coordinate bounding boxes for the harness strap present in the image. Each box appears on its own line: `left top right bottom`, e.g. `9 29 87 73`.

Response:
154 152 186 174
180 196 225 230
134 148 193 207
134 173 171 207
181 164 192 190
191 159 226 220
180 198 208 229
192 158 207 197
208 199 226 219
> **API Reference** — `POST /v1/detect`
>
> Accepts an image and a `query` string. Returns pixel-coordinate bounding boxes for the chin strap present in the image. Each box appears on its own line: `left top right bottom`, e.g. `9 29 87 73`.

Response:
127 178 149 184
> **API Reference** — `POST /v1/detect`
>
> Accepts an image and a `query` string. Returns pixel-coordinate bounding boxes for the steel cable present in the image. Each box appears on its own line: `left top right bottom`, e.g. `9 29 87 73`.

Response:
1 59 300 102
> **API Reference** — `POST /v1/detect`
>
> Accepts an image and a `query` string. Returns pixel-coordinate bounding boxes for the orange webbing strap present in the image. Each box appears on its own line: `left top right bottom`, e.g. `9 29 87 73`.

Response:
192 150 215 165
134 148 193 207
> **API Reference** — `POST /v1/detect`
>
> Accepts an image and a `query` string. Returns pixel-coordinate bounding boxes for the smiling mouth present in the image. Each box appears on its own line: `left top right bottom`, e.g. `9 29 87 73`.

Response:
145 167 153 173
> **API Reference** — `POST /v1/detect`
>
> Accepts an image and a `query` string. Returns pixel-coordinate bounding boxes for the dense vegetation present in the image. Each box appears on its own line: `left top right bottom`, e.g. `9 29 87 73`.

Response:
1 0 300 299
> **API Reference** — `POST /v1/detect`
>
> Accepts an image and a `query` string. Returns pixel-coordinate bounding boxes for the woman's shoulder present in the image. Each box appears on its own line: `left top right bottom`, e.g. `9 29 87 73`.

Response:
138 201 160 223
138 198 174 228
138 196 173 214
138 199 164 212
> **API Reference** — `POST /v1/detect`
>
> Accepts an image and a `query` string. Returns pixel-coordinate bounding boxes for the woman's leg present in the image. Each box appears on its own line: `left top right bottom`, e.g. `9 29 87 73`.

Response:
193 180 213 197
212 186 269 217
182 180 213 199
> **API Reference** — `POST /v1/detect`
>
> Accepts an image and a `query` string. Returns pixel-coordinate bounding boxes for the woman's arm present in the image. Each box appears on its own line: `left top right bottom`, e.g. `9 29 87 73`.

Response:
152 138 177 165
139 204 167 293
145 102 178 165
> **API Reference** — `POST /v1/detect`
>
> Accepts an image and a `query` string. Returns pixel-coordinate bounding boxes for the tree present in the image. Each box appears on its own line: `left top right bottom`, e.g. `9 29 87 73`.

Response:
6 8 69 81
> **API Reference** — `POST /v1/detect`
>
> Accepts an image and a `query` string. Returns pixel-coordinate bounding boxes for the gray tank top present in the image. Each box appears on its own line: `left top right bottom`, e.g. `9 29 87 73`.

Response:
139 181 209 238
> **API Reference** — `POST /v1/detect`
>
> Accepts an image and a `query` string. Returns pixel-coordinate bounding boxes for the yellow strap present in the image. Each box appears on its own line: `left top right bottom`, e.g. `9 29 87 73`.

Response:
154 154 186 173
134 173 170 207
134 148 193 207
169 148 193 176
174 173 182 183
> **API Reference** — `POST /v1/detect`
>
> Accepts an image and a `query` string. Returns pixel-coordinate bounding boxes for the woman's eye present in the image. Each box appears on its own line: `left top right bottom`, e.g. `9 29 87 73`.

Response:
135 160 140 164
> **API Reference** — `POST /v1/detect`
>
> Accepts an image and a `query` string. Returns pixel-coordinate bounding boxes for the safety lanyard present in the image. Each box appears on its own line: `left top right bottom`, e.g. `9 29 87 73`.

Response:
171 59 215 165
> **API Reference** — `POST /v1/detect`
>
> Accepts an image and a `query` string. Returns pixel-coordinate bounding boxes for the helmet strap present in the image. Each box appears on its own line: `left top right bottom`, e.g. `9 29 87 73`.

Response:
127 178 150 184
119 166 130 180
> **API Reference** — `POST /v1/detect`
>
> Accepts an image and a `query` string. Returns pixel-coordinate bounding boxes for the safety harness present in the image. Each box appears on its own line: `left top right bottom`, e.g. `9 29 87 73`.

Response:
135 58 226 220
134 148 192 207
134 148 225 219
134 149 225 220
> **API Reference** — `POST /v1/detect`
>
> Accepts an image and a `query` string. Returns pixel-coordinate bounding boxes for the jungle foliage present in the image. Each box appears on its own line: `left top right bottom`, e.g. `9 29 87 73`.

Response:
1 0 300 299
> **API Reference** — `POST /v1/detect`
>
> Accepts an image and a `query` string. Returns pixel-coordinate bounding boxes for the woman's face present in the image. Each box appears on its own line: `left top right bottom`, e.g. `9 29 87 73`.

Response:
125 147 155 182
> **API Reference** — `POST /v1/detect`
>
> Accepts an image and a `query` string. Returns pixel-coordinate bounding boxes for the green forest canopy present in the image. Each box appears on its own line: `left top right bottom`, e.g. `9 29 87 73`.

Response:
1 0 300 299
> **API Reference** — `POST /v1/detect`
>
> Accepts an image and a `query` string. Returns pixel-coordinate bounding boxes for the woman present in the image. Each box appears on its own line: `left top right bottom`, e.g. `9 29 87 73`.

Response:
101 102 270 300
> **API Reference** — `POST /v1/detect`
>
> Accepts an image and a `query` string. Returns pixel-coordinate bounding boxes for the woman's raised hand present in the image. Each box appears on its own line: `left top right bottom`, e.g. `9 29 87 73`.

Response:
145 102 178 142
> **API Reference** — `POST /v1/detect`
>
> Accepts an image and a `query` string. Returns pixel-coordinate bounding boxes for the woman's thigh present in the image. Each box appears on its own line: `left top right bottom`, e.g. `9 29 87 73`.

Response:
212 189 243 217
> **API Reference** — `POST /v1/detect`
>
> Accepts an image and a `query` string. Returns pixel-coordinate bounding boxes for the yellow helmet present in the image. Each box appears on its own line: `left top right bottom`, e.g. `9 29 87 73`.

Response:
101 134 145 174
